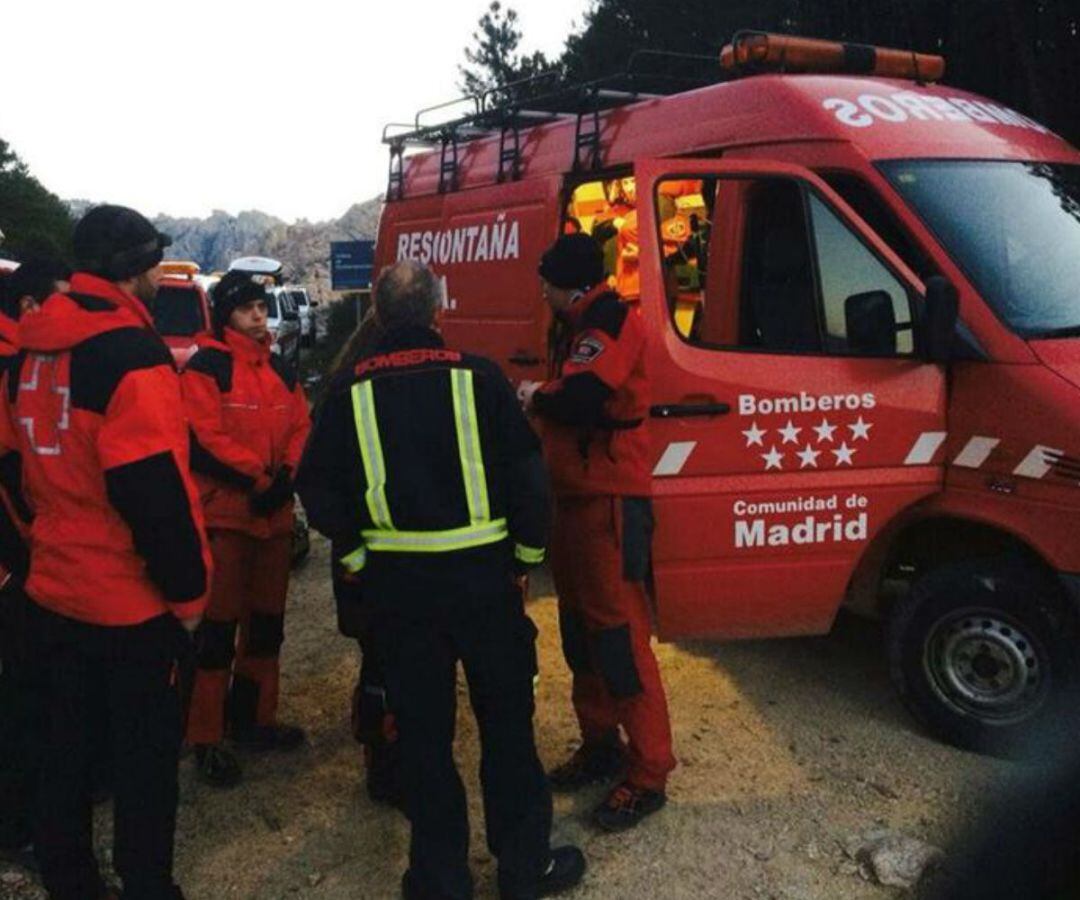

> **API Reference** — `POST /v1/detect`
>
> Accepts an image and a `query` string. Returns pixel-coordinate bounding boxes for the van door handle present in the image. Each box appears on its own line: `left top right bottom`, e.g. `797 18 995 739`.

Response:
508 353 542 366
650 402 731 418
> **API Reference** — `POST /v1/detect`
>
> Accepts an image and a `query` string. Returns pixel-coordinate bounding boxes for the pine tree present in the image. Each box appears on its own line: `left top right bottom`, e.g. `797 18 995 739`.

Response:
0 138 74 261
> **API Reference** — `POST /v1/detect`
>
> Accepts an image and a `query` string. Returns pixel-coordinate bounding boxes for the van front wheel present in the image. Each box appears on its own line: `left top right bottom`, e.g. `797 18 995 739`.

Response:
887 559 1075 756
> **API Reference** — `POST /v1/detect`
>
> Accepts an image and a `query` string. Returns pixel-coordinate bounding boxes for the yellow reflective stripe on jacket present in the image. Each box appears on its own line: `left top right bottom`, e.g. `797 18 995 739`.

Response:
514 543 545 565
339 545 367 574
351 381 393 530
362 518 508 553
450 368 491 525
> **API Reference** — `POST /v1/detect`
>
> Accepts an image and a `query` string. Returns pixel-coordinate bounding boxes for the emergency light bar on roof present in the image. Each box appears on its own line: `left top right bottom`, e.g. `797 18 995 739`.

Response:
160 260 201 280
721 31 946 82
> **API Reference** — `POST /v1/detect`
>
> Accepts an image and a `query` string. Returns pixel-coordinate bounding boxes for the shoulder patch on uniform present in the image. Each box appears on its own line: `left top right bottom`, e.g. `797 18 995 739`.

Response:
569 335 606 365
580 292 628 339
269 353 299 392
70 327 175 414
185 347 234 393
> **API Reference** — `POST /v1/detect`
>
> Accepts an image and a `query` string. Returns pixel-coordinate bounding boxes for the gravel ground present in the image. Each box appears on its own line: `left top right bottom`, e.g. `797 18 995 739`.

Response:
2 535 1013 899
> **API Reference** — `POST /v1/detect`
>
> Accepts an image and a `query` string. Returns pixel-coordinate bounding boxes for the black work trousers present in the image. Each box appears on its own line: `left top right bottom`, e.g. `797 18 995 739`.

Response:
370 558 552 900
0 587 45 850
34 606 188 900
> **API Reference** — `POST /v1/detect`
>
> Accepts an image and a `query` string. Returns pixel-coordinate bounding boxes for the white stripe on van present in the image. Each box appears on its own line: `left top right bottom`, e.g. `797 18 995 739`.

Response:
952 436 1000 469
904 432 948 466
653 442 697 477
1013 445 1061 480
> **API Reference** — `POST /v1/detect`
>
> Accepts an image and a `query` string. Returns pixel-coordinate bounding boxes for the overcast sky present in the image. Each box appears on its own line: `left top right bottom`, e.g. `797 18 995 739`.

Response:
5 0 590 223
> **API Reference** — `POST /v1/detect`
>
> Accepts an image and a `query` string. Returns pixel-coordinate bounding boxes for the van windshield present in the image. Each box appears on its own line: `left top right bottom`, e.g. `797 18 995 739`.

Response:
881 160 1080 339
150 285 206 337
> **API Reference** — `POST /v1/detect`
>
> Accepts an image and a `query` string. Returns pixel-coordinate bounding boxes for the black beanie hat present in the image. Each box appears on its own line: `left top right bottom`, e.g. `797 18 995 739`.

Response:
212 270 267 333
538 234 605 291
0 257 72 320
73 205 172 282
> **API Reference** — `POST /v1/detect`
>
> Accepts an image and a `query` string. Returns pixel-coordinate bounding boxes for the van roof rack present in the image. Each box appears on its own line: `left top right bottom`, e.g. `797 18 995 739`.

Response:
382 50 723 199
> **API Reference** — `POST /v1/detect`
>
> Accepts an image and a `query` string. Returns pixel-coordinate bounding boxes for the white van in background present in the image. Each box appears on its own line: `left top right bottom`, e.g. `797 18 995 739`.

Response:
285 285 316 346
265 286 302 375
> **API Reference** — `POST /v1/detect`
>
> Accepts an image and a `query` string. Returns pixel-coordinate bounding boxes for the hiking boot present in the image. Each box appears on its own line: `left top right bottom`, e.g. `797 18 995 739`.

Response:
591 781 666 832
231 723 306 752
193 743 242 788
500 846 587 899
548 739 624 793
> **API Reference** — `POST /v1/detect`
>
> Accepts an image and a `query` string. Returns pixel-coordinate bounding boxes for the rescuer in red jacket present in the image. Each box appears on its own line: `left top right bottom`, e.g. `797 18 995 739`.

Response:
0 258 70 860
0 206 211 900
523 234 676 832
183 270 311 787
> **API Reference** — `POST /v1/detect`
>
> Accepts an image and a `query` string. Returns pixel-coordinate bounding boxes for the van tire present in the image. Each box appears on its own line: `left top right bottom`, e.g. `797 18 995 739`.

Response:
886 558 1076 757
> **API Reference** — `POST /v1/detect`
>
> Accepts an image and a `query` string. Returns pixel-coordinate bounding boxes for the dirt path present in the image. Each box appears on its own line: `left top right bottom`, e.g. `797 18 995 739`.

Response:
2 535 1009 899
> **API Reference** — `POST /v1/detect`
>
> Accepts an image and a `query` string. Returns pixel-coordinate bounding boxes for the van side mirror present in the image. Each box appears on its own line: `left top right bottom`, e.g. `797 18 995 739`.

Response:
845 290 897 355
922 276 959 363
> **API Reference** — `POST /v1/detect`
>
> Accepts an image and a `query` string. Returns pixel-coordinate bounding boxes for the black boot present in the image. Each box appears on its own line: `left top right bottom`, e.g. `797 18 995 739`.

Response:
193 743 242 788
500 846 586 900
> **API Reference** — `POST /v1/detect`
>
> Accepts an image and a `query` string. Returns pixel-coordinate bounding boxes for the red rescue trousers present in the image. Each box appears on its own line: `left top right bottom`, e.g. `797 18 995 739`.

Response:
186 530 292 745
550 495 676 791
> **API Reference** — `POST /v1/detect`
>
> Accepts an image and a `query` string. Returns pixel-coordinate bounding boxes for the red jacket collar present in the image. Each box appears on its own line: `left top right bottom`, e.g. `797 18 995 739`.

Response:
19 283 149 354
68 273 156 330
198 327 272 363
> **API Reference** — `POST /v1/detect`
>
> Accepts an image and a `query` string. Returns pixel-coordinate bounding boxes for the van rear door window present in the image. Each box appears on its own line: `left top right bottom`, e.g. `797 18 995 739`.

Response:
150 286 205 337
565 176 639 299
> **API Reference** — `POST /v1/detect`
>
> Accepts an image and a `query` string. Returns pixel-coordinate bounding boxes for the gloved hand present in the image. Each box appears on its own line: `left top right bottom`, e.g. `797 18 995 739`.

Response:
249 466 295 517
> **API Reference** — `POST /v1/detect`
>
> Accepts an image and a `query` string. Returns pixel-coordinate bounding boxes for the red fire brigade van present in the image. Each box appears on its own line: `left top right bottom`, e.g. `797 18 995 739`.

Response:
377 33 1080 754
153 261 213 368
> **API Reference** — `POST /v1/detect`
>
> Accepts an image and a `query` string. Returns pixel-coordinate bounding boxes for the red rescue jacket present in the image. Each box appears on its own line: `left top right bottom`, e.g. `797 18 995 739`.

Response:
533 285 652 496
183 328 310 538
0 274 211 625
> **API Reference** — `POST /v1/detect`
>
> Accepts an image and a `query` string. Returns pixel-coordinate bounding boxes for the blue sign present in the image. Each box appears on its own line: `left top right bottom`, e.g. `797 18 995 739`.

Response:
331 240 375 291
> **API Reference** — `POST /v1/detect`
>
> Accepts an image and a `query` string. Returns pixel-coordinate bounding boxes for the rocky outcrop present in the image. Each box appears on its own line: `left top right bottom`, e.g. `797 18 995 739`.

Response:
65 198 382 302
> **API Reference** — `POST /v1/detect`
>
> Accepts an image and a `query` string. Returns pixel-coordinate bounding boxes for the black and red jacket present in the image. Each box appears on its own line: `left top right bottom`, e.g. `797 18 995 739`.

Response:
533 286 652 496
183 328 310 538
0 274 211 625
297 326 549 578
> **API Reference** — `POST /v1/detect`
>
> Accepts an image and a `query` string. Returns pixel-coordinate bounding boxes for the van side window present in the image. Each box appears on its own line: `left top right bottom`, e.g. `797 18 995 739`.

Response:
808 195 915 355
656 175 916 358
820 172 936 279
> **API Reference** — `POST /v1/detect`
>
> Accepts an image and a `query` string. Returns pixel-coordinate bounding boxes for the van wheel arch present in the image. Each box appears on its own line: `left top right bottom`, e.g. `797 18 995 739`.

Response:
845 515 1061 619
